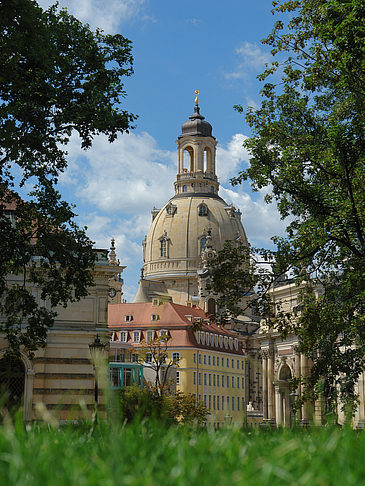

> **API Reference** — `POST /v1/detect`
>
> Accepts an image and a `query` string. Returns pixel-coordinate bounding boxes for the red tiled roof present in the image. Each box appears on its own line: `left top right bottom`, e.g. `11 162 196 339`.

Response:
108 302 243 354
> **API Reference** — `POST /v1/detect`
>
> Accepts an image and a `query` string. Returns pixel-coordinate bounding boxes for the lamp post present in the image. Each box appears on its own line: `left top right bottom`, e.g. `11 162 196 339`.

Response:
89 334 106 406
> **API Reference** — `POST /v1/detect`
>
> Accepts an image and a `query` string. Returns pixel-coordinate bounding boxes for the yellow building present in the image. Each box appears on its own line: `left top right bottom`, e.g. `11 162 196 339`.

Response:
109 301 247 426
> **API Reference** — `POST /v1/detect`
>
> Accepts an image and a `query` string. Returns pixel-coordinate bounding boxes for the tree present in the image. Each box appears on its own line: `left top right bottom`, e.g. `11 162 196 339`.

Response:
0 0 136 355
211 0 365 414
132 335 179 396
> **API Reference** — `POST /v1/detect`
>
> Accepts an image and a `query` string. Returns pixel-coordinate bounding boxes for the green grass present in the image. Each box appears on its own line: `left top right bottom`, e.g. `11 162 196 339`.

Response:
0 418 364 485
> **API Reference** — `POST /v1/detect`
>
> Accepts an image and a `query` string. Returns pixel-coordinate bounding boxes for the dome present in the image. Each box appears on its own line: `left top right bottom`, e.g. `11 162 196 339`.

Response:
179 106 213 138
142 193 248 282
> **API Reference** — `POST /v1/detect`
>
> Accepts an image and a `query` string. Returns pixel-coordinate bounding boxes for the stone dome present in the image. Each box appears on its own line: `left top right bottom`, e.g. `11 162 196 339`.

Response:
179 105 213 138
142 193 248 282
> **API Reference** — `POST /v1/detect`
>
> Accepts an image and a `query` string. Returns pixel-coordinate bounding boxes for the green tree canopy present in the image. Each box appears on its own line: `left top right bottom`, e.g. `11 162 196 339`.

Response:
0 0 136 355
211 0 365 413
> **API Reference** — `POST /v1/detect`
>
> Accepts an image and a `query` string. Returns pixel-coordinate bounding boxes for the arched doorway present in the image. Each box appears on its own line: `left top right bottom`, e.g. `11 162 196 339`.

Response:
275 363 292 426
0 354 25 413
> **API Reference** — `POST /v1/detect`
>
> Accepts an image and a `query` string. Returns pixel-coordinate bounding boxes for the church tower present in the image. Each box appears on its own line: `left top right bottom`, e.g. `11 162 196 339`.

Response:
135 93 248 310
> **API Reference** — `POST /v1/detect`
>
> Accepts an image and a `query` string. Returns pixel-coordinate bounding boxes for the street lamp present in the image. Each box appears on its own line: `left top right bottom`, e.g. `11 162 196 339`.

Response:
89 334 107 405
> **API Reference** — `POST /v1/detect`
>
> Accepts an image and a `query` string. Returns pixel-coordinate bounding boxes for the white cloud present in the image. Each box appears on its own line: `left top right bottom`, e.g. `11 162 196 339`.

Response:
61 131 176 215
220 186 289 248
37 0 145 32
224 41 271 80
216 133 249 183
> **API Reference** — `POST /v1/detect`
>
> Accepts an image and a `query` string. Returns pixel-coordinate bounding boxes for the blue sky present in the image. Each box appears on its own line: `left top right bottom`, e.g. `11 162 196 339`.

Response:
37 0 288 301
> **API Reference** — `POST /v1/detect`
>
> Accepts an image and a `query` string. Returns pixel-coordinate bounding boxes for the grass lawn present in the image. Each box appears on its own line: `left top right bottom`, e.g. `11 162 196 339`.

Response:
0 418 364 485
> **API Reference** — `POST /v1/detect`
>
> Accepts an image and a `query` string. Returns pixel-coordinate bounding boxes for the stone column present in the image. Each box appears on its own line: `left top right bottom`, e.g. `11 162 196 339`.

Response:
294 351 302 421
267 349 274 421
356 372 365 429
300 354 309 424
275 385 282 426
262 353 268 420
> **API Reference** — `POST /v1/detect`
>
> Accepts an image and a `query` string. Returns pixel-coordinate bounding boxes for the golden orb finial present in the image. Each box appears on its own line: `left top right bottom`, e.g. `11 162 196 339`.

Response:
194 89 199 105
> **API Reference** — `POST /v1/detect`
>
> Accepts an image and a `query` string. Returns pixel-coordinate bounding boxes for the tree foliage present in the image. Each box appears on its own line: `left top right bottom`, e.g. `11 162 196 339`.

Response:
0 0 136 355
132 335 179 396
212 0 365 412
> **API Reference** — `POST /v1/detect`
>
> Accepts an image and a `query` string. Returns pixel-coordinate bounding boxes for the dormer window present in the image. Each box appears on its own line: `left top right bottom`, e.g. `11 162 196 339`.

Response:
125 315 133 322
166 204 177 216
151 314 159 321
198 204 208 216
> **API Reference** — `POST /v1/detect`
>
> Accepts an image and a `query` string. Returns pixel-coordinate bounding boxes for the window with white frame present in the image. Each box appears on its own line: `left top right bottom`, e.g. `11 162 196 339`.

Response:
215 334 218 347
145 353 153 364
219 335 223 348
160 329 168 337
133 331 140 343
198 372 202 385
196 331 201 344
125 315 133 322
224 336 228 348
210 334 214 346
151 314 159 321
229 337 233 349
120 331 128 342
131 353 139 362
146 330 154 343
160 239 167 257
234 338 238 350
201 333 206 345
172 352 180 362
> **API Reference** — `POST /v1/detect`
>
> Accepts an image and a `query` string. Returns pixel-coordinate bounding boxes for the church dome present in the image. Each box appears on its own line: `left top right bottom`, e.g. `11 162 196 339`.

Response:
135 97 249 306
179 105 213 138
142 193 248 282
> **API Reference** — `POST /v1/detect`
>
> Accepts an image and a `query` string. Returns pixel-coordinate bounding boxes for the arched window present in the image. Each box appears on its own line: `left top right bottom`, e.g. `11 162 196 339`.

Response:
160 239 167 257
210 186 214 193
200 237 207 253
182 185 187 193
183 147 194 172
207 298 216 315
198 204 208 216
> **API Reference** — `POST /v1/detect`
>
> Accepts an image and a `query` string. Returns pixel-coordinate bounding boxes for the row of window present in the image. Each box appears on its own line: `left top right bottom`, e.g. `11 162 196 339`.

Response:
196 331 239 351
160 236 211 257
124 314 160 322
110 330 168 344
198 394 244 412
192 372 244 389
193 353 244 370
